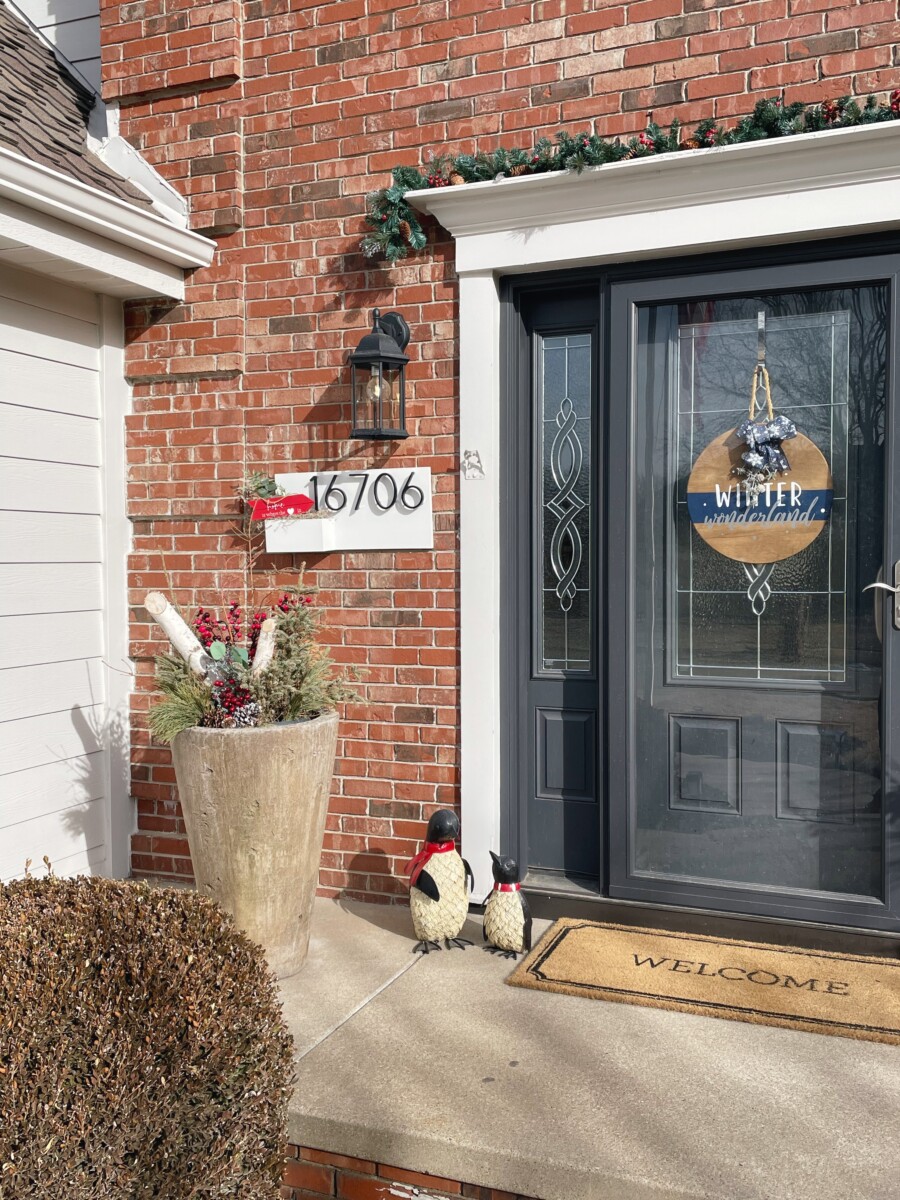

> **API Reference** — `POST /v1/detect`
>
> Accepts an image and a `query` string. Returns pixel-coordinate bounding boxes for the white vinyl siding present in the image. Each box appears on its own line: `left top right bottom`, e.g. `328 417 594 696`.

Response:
0 265 111 880
12 0 101 92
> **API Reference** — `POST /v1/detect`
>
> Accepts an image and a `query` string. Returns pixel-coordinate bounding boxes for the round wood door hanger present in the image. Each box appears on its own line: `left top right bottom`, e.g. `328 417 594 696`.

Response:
687 429 833 564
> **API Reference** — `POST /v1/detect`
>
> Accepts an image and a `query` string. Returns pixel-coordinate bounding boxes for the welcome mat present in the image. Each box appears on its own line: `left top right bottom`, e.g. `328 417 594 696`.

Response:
507 919 900 1044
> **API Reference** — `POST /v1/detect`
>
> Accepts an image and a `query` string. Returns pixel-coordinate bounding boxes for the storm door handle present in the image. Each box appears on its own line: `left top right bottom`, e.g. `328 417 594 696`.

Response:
863 562 900 632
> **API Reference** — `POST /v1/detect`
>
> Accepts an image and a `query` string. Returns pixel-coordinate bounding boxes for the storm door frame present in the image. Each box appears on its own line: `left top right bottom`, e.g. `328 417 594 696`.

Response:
608 252 900 931
501 237 900 933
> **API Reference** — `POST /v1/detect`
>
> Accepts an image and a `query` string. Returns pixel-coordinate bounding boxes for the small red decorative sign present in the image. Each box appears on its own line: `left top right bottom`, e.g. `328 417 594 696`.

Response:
251 493 315 521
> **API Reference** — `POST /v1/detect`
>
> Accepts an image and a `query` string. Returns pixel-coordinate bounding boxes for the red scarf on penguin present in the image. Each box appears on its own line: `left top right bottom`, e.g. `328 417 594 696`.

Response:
406 840 454 888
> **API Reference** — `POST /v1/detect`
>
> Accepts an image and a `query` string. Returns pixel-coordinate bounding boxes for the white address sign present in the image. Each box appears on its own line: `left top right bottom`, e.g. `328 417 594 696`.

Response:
265 468 434 553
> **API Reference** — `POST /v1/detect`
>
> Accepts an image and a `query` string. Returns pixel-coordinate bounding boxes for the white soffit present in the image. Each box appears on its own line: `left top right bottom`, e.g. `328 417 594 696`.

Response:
0 145 215 299
407 123 900 275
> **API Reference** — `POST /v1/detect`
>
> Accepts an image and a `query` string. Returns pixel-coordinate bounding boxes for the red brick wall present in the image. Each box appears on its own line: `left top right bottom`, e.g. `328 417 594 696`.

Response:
106 0 898 897
282 1144 532 1199
101 0 242 107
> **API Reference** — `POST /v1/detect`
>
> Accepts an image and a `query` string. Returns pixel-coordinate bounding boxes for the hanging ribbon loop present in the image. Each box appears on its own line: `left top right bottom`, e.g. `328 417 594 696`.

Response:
749 364 775 422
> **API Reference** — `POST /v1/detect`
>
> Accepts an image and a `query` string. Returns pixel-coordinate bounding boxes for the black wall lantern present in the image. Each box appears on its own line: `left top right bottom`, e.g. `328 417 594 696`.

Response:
349 309 410 440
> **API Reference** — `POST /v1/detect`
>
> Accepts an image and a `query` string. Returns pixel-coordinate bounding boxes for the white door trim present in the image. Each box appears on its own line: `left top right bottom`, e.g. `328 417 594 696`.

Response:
407 122 900 898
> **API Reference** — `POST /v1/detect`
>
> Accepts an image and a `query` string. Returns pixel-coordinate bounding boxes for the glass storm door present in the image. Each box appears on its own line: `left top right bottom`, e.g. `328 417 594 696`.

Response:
608 259 900 929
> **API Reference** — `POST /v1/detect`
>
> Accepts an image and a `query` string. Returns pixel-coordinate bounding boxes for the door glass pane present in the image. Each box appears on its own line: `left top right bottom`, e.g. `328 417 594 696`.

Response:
537 333 592 673
632 286 887 901
675 311 849 682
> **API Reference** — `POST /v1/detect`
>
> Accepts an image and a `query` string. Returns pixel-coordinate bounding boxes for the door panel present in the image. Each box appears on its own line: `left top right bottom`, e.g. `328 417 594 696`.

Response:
508 288 602 882
608 260 900 928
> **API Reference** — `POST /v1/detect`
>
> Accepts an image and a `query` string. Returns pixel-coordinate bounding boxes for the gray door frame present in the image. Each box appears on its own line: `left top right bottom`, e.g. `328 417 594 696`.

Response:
607 253 900 931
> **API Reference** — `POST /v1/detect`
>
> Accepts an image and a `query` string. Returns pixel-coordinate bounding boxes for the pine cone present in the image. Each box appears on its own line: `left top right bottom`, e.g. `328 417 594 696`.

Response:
449 172 465 186
398 219 412 242
509 164 530 177
232 702 260 728
679 137 700 151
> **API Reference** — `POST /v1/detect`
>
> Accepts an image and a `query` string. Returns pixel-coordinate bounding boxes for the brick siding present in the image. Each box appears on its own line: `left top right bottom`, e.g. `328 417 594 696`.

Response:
104 0 899 896
282 1144 533 1199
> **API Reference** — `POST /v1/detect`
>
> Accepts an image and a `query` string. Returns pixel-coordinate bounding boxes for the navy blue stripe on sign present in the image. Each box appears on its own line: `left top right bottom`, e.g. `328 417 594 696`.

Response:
687 489 833 526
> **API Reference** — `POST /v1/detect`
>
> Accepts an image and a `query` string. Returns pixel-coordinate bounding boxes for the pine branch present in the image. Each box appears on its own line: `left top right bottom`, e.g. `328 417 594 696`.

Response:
361 87 900 262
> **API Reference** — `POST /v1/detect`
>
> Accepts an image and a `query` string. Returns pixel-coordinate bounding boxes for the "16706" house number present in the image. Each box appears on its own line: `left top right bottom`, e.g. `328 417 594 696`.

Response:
308 471 425 513
265 468 434 553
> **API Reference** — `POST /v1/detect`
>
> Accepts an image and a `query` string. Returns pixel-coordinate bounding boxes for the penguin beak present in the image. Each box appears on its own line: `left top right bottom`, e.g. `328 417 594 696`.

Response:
489 851 501 865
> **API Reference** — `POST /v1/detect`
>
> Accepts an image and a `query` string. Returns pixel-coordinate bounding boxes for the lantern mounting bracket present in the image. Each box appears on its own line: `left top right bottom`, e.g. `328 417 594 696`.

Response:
380 310 411 352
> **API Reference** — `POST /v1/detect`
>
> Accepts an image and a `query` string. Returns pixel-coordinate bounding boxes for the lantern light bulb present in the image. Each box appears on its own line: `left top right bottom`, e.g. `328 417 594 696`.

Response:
366 373 392 405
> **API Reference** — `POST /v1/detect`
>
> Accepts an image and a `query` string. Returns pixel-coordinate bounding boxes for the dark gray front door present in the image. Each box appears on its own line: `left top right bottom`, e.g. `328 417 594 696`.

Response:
608 257 900 930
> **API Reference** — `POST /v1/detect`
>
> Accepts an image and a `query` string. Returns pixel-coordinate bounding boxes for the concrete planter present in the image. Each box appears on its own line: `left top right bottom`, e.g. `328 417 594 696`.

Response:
171 711 339 978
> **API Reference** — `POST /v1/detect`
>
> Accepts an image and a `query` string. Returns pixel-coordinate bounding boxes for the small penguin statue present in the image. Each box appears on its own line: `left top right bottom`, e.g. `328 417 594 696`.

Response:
406 808 474 953
483 851 532 959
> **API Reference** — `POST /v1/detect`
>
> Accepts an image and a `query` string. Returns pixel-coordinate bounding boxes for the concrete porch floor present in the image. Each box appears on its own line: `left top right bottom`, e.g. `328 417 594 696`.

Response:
281 898 900 1200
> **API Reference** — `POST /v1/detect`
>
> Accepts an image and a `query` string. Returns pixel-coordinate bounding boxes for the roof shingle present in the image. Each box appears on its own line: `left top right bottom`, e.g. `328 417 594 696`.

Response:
0 1 153 210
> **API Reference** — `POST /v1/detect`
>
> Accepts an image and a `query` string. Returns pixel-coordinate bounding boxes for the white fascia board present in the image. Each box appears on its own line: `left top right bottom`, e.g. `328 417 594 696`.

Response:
407 122 900 275
0 195 190 299
0 144 214 274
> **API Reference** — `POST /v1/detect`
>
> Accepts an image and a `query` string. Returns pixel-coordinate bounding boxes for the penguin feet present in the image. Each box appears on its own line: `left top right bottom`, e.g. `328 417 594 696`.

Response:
444 937 473 950
484 946 519 959
412 939 442 954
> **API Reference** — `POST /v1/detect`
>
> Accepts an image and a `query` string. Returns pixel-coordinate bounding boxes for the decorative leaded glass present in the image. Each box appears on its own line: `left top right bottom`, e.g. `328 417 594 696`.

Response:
537 333 591 673
673 310 851 684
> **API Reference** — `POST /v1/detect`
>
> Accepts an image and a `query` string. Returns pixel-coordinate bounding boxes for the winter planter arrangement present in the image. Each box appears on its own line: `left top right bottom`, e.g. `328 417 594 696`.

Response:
147 583 355 978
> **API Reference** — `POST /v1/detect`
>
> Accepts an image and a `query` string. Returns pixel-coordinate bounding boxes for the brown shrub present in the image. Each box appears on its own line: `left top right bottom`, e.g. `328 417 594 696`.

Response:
0 875 294 1198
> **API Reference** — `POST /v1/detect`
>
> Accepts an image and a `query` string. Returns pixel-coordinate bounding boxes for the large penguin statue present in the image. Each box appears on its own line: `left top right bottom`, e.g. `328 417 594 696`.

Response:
483 850 532 959
406 809 474 953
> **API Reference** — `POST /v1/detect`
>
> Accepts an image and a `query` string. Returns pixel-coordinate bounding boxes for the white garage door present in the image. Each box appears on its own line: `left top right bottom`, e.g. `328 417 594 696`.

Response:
0 266 127 880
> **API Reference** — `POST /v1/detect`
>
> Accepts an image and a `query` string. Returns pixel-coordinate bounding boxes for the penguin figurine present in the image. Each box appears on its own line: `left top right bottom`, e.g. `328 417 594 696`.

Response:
483 851 532 959
406 808 474 953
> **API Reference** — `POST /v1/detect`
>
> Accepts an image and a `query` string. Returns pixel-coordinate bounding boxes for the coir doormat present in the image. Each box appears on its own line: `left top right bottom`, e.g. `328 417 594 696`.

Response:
507 919 900 1044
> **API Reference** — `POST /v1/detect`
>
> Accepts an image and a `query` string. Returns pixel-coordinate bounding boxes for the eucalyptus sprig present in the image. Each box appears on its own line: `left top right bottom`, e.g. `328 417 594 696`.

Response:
362 91 900 263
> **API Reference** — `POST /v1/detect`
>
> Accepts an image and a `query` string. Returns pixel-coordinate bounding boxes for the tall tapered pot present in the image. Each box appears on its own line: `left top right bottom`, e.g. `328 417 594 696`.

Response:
171 711 338 978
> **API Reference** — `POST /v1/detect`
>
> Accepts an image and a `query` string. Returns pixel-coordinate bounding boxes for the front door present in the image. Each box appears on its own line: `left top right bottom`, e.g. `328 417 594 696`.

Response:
507 250 900 931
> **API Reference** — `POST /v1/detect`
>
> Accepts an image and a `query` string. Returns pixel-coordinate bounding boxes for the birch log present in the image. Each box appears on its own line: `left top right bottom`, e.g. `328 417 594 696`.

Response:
145 592 214 680
251 618 276 676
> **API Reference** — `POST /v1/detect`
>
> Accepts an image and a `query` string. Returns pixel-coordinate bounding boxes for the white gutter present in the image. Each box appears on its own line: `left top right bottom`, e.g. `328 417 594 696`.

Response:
0 143 214 271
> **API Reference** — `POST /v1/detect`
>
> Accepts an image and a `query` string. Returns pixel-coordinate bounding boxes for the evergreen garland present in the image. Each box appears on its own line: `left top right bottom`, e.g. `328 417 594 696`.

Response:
362 91 900 262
